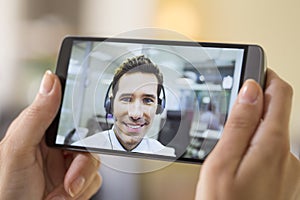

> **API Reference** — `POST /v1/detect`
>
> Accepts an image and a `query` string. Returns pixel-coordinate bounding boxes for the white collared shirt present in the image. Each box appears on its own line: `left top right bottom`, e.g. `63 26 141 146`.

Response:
73 128 176 157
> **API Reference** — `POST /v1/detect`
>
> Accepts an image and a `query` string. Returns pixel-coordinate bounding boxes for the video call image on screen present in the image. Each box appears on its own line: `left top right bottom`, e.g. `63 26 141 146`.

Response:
55 39 244 161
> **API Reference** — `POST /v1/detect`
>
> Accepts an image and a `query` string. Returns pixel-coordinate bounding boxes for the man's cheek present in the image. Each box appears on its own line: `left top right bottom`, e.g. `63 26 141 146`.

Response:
146 105 157 116
113 103 127 116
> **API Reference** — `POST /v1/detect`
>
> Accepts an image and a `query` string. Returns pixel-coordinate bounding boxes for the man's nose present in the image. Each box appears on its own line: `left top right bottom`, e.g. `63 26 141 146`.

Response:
128 100 143 119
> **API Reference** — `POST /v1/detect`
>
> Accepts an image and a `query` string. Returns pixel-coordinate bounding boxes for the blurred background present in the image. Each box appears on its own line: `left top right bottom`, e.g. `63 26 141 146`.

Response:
0 0 299 199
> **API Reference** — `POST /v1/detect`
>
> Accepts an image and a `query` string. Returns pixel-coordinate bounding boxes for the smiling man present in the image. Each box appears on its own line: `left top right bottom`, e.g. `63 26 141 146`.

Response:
73 55 175 157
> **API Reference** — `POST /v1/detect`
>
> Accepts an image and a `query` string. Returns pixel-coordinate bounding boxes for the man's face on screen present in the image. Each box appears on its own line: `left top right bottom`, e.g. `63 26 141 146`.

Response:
113 72 158 150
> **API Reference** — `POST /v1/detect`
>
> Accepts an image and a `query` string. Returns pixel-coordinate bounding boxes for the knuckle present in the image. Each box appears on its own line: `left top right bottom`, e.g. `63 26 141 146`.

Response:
257 142 289 167
204 155 230 176
270 136 290 154
270 77 293 98
23 105 48 131
226 103 261 132
279 81 293 97
22 104 44 127
25 104 42 119
226 114 254 130
259 123 290 157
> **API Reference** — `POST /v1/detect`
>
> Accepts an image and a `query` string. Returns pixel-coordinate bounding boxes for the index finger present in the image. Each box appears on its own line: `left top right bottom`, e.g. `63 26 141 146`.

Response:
206 80 263 172
262 69 293 130
251 69 293 149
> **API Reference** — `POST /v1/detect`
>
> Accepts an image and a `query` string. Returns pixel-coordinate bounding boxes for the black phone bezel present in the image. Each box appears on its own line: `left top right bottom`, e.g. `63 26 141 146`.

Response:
46 36 266 164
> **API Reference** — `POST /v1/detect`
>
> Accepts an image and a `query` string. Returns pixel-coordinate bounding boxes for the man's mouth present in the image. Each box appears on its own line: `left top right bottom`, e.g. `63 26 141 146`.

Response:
127 124 143 129
124 123 147 129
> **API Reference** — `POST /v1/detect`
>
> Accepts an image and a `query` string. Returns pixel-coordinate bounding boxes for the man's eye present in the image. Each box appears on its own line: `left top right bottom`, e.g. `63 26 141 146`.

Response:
143 98 155 104
120 97 132 102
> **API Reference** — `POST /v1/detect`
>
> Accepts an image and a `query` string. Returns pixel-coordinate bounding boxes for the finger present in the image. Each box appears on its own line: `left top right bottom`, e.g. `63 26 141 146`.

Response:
45 174 102 200
5 70 61 148
235 69 294 183
44 183 68 200
208 80 263 171
251 69 293 151
45 173 102 200
262 69 293 131
63 153 101 198
76 173 102 200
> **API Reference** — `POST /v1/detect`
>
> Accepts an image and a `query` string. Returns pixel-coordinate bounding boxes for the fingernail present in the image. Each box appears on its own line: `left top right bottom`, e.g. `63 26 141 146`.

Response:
39 70 54 95
69 176 85 197
238 80 259 104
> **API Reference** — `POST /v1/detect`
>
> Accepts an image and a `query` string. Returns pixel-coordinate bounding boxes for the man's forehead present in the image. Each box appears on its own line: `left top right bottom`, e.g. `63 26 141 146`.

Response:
117 73 158 92
119 72 158 88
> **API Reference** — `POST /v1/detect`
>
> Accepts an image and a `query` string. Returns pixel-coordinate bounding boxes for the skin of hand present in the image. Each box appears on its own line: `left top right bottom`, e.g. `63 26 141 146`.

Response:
0 71 102 200
196 69 300 200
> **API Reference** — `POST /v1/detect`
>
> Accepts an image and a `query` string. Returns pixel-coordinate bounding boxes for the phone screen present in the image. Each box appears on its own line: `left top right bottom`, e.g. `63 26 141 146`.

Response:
53 38 247 163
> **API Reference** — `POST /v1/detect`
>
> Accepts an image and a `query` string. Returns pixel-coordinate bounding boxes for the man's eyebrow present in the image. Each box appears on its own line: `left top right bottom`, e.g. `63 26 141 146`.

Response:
119 93 133 97
118 93 157 99
143 94 157 99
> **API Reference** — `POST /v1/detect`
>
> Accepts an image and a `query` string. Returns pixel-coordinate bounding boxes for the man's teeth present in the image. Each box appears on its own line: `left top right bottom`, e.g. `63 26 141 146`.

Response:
127 124 142 129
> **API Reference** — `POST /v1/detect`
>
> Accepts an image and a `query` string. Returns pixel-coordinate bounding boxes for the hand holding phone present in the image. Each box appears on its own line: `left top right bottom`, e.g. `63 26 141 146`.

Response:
196 69 300 200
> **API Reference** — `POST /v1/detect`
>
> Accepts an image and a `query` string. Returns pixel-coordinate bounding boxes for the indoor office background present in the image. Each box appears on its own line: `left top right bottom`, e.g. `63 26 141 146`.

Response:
0 0 299 200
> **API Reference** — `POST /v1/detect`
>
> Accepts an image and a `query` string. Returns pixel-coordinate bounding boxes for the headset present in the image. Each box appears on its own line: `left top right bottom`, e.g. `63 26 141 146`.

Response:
104 82 166 115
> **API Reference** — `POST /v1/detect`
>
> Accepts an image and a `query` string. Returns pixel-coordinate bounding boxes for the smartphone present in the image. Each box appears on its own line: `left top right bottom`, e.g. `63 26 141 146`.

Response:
46 36 266 164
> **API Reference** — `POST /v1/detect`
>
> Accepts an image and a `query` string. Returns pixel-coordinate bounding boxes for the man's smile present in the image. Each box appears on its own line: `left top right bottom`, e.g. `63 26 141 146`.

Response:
123 121 149 129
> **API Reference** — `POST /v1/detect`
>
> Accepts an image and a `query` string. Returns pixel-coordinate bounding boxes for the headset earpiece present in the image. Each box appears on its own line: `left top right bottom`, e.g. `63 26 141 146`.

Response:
104 83 113 114
156 85 166 114
104 97 113 114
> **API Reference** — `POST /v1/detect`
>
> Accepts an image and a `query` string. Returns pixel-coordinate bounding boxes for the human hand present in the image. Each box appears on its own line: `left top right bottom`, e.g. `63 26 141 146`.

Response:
196 69 300 200
0 71 102 199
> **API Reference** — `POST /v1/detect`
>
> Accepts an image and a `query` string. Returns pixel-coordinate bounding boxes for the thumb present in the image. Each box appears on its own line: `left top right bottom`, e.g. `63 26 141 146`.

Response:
5 70 61 148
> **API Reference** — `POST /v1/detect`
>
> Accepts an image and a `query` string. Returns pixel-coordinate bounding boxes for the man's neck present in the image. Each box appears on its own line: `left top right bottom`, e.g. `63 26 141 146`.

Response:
113 127 142 151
